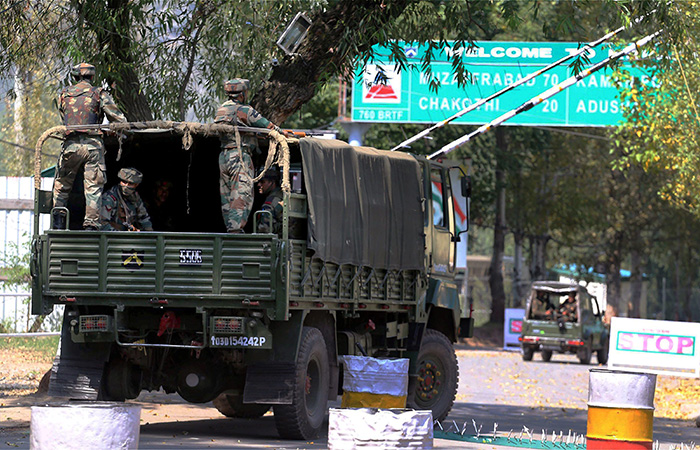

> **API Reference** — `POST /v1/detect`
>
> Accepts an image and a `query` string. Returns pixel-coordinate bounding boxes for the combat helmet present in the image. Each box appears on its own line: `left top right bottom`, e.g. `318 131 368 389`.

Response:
118 167 143 185
224 78 250 95
70 63 96 80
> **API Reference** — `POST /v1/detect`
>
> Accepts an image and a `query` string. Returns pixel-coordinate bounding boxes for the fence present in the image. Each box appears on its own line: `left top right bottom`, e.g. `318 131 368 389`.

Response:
0 176 54 332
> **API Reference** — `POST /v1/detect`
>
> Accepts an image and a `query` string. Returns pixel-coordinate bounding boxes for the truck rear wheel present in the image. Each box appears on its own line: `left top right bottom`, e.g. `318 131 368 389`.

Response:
597 336 609 365
541 350 553 362
522 346 534 361
273 327 329 440
408 329 458 422
578 340 592 364
213 393 270 418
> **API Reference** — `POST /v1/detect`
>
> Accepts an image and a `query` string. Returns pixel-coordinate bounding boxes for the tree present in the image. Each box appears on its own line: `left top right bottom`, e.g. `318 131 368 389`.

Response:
1 1 679 125
0 71 61 175
611 1 700 208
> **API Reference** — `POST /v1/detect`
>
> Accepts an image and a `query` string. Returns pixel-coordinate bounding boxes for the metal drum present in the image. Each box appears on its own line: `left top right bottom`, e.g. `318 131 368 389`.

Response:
587 369 656 450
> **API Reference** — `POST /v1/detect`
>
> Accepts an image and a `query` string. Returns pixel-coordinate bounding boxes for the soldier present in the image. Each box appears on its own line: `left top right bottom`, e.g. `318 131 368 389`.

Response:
558 292 578 322
256 167 283 235
214 78 285 233
100 168 153 231
535 290 555 320
53 62 127 230
145 179 176 231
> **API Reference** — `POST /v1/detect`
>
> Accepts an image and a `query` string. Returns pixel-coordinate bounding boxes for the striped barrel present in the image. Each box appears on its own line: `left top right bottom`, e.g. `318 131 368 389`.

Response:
587 369 656 449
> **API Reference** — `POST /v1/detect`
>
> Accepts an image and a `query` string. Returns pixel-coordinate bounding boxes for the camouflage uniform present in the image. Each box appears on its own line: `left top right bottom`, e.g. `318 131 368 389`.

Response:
258 186 283 235
214 79 282 232
558 297 578 322
100 168 153 231
54 66 126 229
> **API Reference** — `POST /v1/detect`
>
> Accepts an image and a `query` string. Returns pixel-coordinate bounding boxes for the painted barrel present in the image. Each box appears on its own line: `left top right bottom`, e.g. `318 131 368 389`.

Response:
328 408 433 449
587 369 656 450
340 356 409 409
30 402 141 450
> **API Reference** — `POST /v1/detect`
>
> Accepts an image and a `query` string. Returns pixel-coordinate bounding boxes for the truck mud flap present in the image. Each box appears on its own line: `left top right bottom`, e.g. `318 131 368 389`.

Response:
48 320 111 400
243 363 295 404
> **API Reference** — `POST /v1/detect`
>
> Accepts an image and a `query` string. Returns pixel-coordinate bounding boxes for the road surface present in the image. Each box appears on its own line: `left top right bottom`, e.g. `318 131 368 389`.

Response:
1 346 697 449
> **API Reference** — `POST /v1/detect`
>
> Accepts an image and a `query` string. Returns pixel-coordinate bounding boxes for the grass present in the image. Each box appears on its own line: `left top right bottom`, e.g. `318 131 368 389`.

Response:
0 336 59 358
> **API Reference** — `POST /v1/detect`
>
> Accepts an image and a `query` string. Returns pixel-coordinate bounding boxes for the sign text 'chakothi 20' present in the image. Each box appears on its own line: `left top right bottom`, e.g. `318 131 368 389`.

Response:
608 317 700 378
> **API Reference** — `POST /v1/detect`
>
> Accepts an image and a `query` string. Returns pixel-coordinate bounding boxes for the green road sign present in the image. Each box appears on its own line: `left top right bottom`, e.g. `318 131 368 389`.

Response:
351 41 653 127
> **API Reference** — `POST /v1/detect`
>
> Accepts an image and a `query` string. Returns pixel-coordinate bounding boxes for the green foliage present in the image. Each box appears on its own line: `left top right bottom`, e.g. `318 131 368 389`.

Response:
613 2 700 213
0 72 61 176
1 237 31 291
0 0 322 121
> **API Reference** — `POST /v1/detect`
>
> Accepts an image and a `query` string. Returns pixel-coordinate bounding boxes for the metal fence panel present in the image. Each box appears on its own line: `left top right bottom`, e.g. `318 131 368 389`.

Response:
0 176 54 332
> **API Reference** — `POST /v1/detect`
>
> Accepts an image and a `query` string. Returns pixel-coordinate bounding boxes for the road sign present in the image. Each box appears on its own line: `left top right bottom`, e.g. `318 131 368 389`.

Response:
608 317 700 378
351 41 652 127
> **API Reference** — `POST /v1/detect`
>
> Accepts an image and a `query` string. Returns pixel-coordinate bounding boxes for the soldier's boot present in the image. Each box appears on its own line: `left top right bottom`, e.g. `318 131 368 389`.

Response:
52 211 66 230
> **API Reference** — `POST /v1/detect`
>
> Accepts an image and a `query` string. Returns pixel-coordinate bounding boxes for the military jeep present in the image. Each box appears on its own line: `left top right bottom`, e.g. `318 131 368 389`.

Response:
519 281 609 364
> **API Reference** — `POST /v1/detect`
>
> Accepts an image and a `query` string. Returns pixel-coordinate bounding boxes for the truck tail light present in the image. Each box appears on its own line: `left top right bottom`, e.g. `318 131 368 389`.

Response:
567 339 584 346
522 336 539 344
79 315 111 333
211 316 244 335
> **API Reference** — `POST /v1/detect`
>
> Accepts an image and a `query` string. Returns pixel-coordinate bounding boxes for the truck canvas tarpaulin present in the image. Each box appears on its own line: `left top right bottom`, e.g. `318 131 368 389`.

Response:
300 138 424 271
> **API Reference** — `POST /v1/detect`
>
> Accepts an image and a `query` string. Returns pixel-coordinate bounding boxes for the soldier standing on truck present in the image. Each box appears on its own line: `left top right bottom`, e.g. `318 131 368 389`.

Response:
100 168 153 231
214 78 285 233
256 167 283 235
53 63 127 230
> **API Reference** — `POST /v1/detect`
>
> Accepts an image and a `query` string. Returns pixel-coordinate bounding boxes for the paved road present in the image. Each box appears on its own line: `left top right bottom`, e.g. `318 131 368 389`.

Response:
1 347 697 449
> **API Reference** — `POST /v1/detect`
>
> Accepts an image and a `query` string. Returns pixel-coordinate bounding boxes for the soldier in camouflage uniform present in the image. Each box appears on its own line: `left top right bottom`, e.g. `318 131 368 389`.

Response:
100 168 153 231
558 292 578 322
53 63 127 230
256 167 283 235
214 78 284 233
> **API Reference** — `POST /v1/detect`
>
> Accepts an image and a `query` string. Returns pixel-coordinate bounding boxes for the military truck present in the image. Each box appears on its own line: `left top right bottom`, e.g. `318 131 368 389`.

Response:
30 122 473 439
519 281 609 364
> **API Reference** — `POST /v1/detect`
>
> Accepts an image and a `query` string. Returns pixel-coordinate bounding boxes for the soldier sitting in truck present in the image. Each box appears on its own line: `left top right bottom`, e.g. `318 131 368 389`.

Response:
533 290 555 320
256 167 283 235
558 292 578 322
144 179 176 231
100 168 153 231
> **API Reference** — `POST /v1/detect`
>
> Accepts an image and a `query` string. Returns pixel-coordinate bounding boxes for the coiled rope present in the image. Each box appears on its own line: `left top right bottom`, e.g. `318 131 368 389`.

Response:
34 121 293 193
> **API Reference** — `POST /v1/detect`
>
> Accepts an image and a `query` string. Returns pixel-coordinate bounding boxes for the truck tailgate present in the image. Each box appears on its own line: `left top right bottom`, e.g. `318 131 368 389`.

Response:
43 232 280 301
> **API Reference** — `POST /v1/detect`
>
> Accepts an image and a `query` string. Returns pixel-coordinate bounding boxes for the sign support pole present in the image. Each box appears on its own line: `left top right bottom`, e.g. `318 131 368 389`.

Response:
428 30 662 160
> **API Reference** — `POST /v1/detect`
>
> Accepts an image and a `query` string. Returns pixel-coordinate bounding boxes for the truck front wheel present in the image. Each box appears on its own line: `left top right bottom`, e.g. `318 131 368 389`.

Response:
213 392 270 418
274 327 329 440
408 329 458 422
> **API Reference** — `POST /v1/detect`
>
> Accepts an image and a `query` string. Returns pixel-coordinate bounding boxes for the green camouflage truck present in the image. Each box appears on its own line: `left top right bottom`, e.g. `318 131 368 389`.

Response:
519 281 609 364
30 122 473 439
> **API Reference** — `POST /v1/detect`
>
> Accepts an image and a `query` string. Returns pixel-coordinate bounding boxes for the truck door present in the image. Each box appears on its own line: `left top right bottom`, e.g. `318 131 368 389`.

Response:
430 166 456 275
